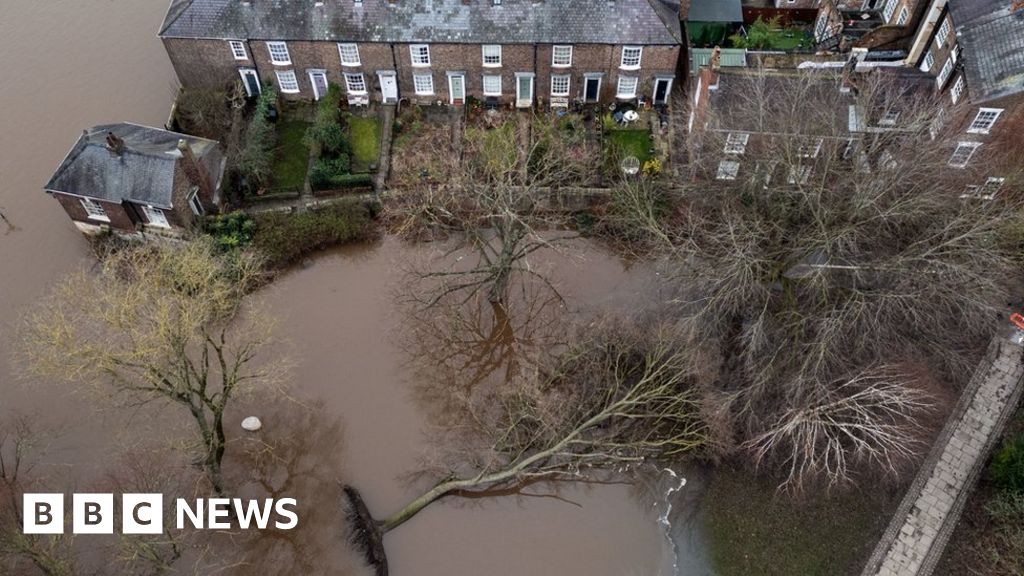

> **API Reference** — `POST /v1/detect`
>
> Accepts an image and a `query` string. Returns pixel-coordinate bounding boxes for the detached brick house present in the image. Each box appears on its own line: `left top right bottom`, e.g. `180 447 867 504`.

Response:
44 124 224 236
158 0 684 108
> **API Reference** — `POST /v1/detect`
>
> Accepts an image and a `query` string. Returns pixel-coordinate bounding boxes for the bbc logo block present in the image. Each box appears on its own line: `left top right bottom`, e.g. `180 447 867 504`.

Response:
23 494 163 535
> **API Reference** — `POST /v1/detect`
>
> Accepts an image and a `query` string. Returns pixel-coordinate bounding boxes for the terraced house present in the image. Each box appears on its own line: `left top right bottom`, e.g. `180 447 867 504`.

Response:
159 0 684 109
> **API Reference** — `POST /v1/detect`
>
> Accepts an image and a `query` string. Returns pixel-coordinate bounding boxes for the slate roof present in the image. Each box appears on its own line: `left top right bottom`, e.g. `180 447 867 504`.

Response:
948 0 1024 102
704 70 853 136
159 0 683 45
687 0 742 23
44 123 223 209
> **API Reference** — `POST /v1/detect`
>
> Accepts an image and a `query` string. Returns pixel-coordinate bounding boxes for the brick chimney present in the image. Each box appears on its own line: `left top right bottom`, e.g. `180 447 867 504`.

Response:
177 139 214 203
105 132 125 156
678 0 691 20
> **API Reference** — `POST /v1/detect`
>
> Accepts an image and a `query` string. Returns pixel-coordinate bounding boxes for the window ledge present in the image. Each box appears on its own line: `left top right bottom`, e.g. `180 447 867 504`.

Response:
966 128 991 135
619 65 641 71
341 62 362 67
86 215 110 222
280 88 300 94
411 63 431 68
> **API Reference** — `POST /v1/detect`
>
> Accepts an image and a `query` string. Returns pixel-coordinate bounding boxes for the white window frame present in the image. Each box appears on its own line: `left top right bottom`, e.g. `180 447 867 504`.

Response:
937 18 951 48
188 188 205 216
961 177 1005 200
948 141 981 168
141 205 170 228
620 46 642 70
344 72 367 95
724 132 749 155
550 74 570 97
967 108 1003 134
896 6 909 25
80 198 109 222
483 74 502 96
950 76 965 104
275 70 299 93
879 110 900 126
482 45 502 67
410 44 431 67
266 41 291 65
936 57 953 87
921 50 934 73
716 160 740 180
788 165 812 185
338 43 361 66
883 0 898 22
413 73 434 95
798 138 823 158
616 76 638 98
552 45 573 68
930 107 946 140
229 40 248 61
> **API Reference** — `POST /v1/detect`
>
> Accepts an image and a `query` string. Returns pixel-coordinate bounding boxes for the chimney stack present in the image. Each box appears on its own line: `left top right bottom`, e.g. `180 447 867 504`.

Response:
177 139 214 204
105 132 125 156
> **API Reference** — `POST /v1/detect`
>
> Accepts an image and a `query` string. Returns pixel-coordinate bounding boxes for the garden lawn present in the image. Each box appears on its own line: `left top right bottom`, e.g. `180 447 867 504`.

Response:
703 468 900 576
349 116 381 173
271 120 311 192
607 129 652 164
767 30 809 50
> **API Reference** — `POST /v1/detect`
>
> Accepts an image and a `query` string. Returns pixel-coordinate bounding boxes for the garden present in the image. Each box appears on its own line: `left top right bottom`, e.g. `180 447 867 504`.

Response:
728 17 815 52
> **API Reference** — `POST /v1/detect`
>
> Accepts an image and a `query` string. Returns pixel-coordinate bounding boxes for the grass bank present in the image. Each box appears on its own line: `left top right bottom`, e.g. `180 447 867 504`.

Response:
703 467 900 576
271 120 312 192
348 115 380 173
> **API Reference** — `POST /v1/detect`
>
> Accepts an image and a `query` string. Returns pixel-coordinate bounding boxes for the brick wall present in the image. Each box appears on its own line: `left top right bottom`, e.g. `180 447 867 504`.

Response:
163 38 243 90
163 37 682 106
52 193 138 233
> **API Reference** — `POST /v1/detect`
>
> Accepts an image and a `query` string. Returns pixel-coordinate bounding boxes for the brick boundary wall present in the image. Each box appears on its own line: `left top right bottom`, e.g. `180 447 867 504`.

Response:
861 332 1024 576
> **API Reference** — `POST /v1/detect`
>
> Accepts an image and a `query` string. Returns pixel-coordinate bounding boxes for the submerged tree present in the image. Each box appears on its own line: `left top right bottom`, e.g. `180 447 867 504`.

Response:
21 240 283 495
360 321 708 536
388 113 599 308
620 66 1024 488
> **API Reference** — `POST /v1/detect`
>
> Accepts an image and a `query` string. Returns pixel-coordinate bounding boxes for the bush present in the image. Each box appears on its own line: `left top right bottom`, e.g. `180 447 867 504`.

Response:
309 156 353 190
304 84 351 156
200 211 255 252
250 199 377 268
991 435 1024 493
175 88 230 140
235 87 278 191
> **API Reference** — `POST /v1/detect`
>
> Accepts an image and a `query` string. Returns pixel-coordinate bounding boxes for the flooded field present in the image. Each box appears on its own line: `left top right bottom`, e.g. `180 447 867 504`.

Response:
0 2 709 575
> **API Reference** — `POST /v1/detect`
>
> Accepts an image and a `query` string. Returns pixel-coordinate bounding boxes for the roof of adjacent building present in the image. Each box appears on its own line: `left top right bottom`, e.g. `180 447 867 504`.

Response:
44 123 223 209
159 0 683 45
686 0 742 23
948 0 1024 102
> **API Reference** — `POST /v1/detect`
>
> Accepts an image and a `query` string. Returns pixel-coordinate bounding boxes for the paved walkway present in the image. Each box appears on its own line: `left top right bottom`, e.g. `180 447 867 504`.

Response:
862 333 1024 576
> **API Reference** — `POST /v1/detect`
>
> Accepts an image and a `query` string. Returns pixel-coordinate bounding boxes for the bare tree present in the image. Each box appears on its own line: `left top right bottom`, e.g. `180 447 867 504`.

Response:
0 414 75 576
367 320 709 534
20 239 284 495
615 66 1024 487
388 113 599 308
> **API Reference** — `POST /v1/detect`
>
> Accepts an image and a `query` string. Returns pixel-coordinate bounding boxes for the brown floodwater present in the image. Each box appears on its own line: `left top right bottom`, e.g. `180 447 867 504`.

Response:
0 2 706 575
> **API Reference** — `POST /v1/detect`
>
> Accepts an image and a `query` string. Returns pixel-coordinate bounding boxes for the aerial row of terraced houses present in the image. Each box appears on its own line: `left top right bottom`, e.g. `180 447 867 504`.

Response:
43 0 1024 235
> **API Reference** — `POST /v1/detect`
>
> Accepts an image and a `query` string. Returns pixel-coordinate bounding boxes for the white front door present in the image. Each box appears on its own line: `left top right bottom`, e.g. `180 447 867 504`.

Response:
448 74 465 105
516 75 534 108
309 71 328 100
379 72 398 103
239 68 261 98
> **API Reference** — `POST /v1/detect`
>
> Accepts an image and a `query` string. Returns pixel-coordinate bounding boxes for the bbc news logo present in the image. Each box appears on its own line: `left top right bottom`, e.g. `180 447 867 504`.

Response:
23 494 298 534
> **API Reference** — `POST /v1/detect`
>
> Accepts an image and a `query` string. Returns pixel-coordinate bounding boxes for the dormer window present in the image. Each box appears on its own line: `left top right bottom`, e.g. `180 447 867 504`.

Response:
410 44 430 67
482 45 501 67
620 46 642 70
267 41 291 65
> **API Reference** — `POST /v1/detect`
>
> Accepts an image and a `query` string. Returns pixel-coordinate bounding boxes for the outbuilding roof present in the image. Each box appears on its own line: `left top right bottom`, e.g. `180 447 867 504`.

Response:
159 0 683 45
44 123 223 209
948 0 1024 102
686 0 742 23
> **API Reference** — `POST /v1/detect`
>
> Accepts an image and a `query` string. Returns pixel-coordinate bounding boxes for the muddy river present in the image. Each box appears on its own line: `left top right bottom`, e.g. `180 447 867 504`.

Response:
0 2 710 575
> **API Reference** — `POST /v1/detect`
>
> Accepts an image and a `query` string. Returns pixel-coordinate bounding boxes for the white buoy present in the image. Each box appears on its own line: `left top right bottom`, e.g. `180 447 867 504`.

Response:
241 416 262 432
